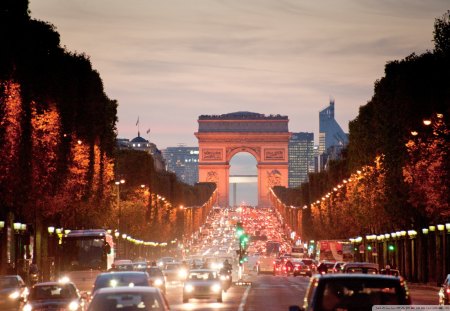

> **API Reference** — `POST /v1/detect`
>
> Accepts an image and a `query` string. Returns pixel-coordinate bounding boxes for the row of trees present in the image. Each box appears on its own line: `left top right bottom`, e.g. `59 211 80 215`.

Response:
0 1 216 242
275 11 450 241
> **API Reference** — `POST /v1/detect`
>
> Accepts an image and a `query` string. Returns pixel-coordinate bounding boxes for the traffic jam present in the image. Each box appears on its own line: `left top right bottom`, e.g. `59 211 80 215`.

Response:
0 206 438 310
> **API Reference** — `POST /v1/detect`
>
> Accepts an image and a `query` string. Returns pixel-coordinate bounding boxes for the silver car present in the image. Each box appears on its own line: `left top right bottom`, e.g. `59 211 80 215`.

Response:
183 269 222 303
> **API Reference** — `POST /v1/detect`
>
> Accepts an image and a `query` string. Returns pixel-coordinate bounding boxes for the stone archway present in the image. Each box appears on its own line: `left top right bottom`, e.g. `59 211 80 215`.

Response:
195 112 291 207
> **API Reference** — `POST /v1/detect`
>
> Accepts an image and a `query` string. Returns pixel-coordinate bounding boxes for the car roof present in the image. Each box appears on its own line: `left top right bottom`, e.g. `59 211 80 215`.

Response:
95 286 160 295
315 273 400 280
33 281 76 286
189 269 216 273
98 271 147 277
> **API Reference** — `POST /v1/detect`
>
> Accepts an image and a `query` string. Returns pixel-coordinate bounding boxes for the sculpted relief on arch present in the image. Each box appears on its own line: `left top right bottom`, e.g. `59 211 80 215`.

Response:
267 169 282 189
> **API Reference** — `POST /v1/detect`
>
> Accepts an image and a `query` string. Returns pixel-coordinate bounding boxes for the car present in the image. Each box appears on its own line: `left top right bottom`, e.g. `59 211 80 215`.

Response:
341 262 379 274
162 262 187 283
92 271 150 295
331 261 345 273
292 260 312 277
317 261 335 274
146 267 167 294
156 257 175 268
183 269 222 303
0 275 28 311
290 274 411 311
439 274 450 305
23 281 86 311
87 286 170 311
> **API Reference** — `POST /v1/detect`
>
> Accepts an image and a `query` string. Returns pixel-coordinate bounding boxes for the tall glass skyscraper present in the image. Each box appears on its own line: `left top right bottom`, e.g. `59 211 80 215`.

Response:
318 99 348 170
288 132 315 187
162 146 199 185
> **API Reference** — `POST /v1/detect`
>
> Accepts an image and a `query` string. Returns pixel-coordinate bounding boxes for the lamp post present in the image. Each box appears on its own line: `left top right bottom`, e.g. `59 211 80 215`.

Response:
115 179 125 232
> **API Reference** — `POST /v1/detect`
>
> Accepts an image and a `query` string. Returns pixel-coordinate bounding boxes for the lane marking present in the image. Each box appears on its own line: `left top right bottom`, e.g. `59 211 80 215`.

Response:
238 285 251 311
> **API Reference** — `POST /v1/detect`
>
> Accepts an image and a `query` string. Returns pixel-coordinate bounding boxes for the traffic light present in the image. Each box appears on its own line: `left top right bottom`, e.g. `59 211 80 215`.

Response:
240 234 249 248
236 222 244 237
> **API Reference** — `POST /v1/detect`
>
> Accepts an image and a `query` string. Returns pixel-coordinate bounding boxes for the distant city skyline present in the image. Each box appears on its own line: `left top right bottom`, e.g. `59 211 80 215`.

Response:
29 0 448 149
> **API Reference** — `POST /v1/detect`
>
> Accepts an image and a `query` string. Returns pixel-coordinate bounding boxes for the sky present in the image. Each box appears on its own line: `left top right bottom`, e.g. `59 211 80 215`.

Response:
29 0 449 150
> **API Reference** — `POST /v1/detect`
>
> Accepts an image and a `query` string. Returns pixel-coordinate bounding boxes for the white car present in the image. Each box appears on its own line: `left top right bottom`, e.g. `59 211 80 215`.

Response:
183 269 222 303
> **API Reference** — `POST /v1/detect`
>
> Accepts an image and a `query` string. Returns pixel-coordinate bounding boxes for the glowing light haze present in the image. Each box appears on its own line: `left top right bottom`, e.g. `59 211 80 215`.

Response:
30 0 447 148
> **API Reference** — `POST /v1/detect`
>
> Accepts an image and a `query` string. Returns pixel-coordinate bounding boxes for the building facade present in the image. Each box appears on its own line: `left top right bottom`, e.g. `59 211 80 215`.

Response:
116 134 166 172
162 146 199 186
288 132 315 187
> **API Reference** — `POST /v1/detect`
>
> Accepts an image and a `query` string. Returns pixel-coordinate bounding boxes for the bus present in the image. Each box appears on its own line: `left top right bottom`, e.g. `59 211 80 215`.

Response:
60 229 114 292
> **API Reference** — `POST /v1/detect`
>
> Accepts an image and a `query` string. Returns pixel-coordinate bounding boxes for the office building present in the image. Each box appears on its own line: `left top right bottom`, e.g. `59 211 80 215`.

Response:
162 146 199 185
289 132 315 187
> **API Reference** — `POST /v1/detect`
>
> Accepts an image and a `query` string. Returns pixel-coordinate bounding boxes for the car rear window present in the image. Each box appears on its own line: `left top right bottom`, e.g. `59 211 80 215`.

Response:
319 278 405 310
89 292 164 311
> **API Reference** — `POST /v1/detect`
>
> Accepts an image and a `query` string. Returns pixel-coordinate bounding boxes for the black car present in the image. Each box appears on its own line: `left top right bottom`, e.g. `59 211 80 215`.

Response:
290 274 411 311
24 281 85 311
439 274 450 305
0 275 28 311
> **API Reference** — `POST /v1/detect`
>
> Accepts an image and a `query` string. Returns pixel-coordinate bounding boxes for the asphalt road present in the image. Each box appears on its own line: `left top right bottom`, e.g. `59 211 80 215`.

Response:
165 272 441 311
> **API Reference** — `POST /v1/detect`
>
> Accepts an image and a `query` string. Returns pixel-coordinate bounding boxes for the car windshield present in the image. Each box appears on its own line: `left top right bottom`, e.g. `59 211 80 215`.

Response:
30 284 77 300
94 274 148 291
0 277 19 289
89 292 164 311
188 272 217 280
319 278 403 310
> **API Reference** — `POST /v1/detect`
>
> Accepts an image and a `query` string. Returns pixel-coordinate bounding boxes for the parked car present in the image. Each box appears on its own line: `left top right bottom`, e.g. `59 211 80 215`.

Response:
183 269 222 303
439 274 450 305
92 272 150 295
24 281 86 311
88 287 170 311
290 274 411 311
341 262 379 274
146 267 167 294
0 275 28 310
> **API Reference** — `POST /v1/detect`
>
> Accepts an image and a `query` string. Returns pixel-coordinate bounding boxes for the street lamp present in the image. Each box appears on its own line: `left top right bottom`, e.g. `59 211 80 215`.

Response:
115 179 126 231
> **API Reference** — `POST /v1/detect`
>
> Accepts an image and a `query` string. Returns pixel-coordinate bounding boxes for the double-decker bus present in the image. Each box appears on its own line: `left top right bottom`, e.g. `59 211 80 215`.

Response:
60 229 114 292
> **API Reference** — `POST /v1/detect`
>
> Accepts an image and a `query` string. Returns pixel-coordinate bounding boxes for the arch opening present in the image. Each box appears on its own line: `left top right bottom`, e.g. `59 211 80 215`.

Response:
229 152 257 207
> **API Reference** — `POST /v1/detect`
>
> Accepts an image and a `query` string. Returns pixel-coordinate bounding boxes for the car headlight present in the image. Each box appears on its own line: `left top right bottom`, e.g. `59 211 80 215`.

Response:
23 304 32 311
178 269 187 278
9 291 20 299
154 278 163 286
185 284 194 293
68 301 79 311
59 276 70 284
211 284 221 293
110 279 118 287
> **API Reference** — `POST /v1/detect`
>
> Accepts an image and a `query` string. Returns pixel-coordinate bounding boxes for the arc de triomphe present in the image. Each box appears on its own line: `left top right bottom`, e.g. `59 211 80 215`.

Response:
195 112 291 207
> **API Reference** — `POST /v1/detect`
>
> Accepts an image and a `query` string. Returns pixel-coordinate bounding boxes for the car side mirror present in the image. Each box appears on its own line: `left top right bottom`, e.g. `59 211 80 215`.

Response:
289 306 303 311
